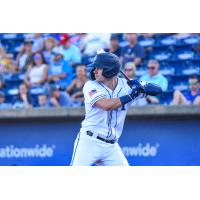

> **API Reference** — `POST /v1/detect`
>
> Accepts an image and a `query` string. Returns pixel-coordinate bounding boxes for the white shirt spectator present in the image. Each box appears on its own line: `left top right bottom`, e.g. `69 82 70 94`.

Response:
28 64 47 84
18 53 28 70
82 33 111 56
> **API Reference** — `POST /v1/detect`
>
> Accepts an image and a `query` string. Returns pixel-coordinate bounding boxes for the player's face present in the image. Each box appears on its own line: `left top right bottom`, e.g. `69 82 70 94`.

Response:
94 68 105 82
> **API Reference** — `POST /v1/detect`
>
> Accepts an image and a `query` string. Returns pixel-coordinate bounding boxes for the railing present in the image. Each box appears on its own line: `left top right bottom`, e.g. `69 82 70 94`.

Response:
0 105 200 119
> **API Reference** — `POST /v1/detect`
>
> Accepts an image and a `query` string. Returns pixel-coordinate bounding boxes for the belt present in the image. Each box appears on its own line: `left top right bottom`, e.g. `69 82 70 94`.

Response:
86 131 116 144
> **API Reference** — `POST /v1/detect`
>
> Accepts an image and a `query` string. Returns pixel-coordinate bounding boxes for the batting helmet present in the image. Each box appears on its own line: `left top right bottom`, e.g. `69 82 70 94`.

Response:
88 52 121 80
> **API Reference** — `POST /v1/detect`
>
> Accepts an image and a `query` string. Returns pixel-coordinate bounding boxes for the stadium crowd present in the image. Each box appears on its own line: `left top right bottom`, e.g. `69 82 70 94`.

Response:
0 33 200 109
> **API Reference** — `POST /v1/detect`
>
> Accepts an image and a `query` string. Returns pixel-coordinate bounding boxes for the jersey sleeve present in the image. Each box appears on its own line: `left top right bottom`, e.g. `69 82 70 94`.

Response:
83 81 107 106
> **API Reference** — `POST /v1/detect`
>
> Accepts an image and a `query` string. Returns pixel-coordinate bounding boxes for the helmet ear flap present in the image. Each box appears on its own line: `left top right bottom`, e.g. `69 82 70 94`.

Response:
90 68 96 80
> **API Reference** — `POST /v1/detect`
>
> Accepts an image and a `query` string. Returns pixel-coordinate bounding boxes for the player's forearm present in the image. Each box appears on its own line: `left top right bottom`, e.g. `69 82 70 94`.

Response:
95 98 122 111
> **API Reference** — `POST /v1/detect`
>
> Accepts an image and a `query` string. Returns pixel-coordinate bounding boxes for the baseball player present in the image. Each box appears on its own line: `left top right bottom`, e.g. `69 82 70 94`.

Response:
71 51 162 166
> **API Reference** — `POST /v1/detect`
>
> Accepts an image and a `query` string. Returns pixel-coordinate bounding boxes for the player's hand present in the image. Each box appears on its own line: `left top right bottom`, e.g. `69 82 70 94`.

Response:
129 85 143 100
141 81 162 96
127 80 144 93
128 80 162 96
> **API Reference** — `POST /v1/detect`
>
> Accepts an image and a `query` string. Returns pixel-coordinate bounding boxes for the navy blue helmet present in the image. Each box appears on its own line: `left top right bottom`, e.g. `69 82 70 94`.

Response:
88 52 121 80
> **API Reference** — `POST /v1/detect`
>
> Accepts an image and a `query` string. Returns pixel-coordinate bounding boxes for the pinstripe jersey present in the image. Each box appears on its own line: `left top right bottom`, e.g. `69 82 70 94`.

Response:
80 77 132 140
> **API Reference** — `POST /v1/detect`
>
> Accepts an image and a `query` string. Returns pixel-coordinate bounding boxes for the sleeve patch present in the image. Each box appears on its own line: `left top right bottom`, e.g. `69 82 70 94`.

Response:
88 89 97 97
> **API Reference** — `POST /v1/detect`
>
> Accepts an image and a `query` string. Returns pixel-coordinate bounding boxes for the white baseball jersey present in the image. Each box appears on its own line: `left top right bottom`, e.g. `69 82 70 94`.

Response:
71 77 132 166
80 77 132 140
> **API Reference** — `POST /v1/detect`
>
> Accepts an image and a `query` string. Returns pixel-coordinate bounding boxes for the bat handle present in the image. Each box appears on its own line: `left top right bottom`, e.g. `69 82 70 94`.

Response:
119 70 133 89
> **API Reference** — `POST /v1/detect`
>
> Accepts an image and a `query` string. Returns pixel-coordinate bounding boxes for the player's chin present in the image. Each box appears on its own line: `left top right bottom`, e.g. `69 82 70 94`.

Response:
95 76 100 82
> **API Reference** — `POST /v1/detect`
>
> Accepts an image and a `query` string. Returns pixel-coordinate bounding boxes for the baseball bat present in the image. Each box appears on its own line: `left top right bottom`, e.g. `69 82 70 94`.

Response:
119 69 163 95
119 70 133 88
120 69 130 82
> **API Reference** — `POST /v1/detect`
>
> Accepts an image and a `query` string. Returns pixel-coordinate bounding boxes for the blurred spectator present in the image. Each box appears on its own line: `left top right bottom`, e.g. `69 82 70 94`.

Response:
48 85 72 108
141 33 155 38
71 33 87 53
174 33 192 39
67 64 87 106
0 47 8 72
0 74 5 90
48 47 73 88
12 83 32 109
172 75 200 105
140 60 168 104
2 33 200 108
0 47 6 59
109 35 121 57
120 33 145 66
0 47 15 73
140 60 168 91
16 39 33 71
43 37 57 64
0 56 11 73
81 33 111 56
0 91 11 109
59 33 81 67
31 33 44 53
38 94 49 108
25 52 48 87
8 60 18 73
124 62 136 79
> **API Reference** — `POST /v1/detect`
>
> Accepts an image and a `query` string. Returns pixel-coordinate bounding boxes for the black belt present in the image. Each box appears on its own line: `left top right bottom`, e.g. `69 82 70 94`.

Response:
86 131 116 144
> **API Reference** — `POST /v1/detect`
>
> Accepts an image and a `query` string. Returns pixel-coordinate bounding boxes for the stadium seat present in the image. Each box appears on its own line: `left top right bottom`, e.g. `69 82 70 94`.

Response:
182 67 200 75
159 90 173 105
150 51 171 61
170 75 189 91
183 36 200 45
160 37 176 46
29 87 46 95
170 50 194 62
193 52 200 61
2 33 17 40
138 38 155 48
159 67 175 76
177 51 194 60
4 73 24 89
135 67 147 77
29 87 46 107
4 88 19 104
173 39 193 52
